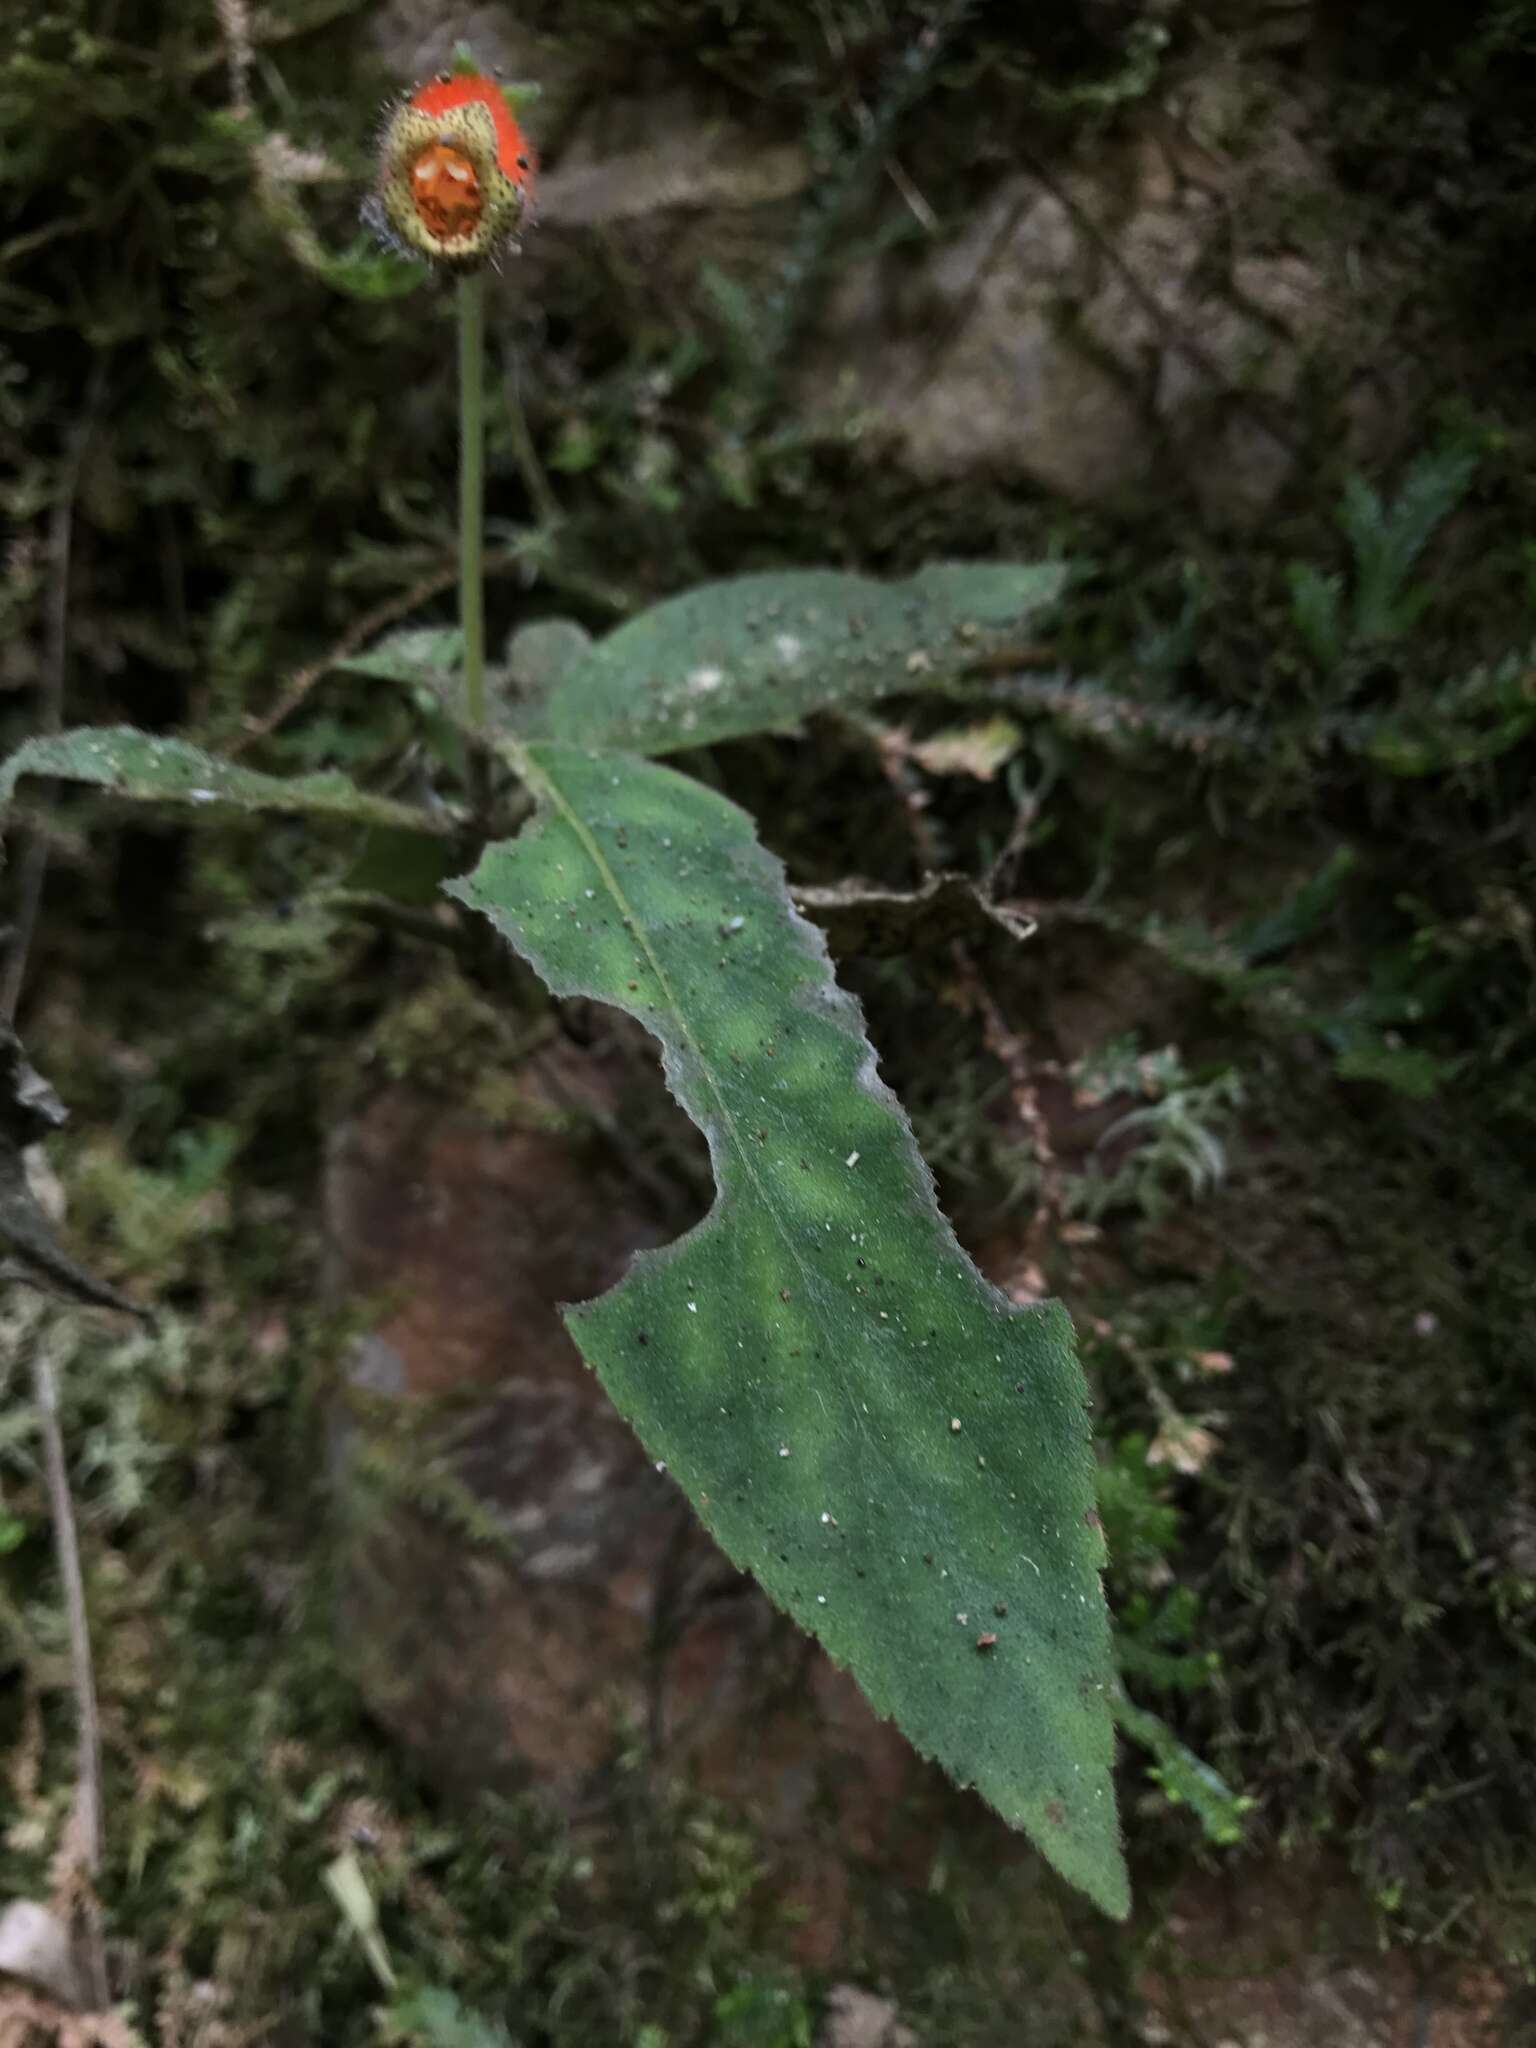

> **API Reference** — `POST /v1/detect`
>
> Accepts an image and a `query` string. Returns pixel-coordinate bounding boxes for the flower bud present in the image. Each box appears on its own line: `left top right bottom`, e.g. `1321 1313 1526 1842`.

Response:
372 71 535 270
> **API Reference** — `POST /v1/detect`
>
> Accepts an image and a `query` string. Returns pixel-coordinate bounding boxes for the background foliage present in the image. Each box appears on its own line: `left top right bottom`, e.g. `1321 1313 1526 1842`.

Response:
3 0 1536 2038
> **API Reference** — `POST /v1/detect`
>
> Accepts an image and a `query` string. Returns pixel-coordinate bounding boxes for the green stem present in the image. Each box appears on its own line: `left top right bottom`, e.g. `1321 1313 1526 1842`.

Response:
458 268 488 753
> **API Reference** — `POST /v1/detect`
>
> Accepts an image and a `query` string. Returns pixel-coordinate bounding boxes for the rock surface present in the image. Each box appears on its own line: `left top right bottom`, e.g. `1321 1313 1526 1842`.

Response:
0 1901 89 2012
820 1985 917 2048
1137 1864 1504 2047
370 4 1402 525
801 59 1366 523
326 1027 936 1966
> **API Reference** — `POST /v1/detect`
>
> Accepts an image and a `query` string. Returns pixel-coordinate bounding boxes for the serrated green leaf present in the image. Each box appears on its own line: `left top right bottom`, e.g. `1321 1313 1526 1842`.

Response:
0 727 449 834
449 743 1126 1916
309 239 424 301
515 564 1068 755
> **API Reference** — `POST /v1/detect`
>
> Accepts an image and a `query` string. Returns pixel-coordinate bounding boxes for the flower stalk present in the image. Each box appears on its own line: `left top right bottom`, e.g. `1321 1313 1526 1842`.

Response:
458 267 488 752
369 54 538 805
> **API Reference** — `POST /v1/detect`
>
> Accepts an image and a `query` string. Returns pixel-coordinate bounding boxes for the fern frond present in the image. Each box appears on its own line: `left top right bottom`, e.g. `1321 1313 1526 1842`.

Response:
1288 562 1346 670
1343 444 1478 647
983 672 1263 756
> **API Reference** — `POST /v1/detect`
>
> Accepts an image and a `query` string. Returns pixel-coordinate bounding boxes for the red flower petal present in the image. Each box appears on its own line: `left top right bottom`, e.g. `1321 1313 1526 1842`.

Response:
408 75 536 193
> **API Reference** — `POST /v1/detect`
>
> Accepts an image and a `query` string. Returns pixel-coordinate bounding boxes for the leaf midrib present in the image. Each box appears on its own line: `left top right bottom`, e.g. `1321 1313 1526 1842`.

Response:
513 741 850 1342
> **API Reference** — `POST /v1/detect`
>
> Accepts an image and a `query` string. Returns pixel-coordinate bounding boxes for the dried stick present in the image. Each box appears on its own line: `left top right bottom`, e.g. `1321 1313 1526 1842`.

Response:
33 1348 110 2008
227 558 463 757
211 0 254 116
0 384 111 2001
854 714 1064 1252
228 546 632 760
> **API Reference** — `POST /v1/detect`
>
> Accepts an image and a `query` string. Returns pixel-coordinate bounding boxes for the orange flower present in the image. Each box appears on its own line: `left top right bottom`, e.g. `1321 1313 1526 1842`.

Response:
373 71 536 269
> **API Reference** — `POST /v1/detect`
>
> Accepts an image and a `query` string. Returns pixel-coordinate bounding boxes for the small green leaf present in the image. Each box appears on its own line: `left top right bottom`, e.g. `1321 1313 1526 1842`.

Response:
1112 1687 1252 1847
1334 1040 1455 1100
516 563 1068 755
388 1987 515 2048
0 728 449 835
337 628 463 689
505 619 595 706
450 743 1126 1916
324 1849 396 1992
1233 847 1357 966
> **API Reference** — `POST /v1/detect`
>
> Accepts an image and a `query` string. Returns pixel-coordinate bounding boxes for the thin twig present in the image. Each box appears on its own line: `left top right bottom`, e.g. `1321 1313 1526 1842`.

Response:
851 97 939 235
1 407 91 1023
500 346 562 529
211 0 254 116
744 0 977 430
229 545 631 760
321 890 486 962
882 150 939 234
966 976 1065 1247
32 1349 110 2008
187 0 365 75
850 711 1063 1251
0 844 50 1029
228 558 463 757
2 381 112 2003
